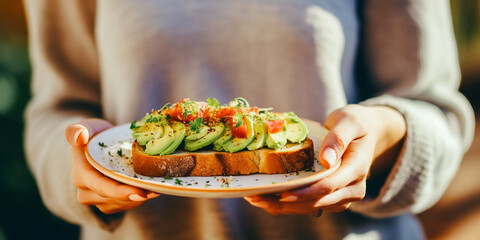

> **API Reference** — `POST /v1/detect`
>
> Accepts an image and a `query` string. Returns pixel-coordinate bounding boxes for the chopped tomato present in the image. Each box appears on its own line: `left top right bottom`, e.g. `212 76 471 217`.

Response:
164 99 258 126
250 107 259 114
178 98 191 104
164 105 183 121
215 107 235 124
216 107 257 121
266 119 285 134
231 121 248 138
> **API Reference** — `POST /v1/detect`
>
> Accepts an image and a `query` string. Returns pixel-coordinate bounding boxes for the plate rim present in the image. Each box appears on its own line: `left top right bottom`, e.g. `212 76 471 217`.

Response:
84 122 339 197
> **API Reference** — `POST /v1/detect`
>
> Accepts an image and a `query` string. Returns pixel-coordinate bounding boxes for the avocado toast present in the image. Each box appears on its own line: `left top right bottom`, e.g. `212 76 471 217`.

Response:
130 97 314 177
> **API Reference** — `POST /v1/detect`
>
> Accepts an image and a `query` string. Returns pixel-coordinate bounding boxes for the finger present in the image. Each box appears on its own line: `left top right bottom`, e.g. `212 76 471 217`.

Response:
77 188 138 205
322 203 352 212
245 195 318 215
312 183 366 208
280 141 371 202
244 196 281 216
96 201 144 214
146 191 161 199
319 117 365 168
72 147 149 201
66 118 113 148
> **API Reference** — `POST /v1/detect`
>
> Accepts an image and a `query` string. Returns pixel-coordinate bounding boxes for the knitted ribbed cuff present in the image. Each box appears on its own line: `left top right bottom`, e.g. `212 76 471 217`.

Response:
350 95 433 218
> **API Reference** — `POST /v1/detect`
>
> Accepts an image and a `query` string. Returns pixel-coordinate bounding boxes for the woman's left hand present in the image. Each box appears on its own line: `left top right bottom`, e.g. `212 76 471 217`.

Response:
244 104 406 215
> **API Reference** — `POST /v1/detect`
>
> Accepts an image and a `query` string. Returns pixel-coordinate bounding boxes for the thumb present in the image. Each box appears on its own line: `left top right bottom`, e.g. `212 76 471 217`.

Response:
65 118 113 148
319 123 359 169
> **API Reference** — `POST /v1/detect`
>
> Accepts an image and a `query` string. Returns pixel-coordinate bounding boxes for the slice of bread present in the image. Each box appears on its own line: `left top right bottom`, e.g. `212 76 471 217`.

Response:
132 138 315 177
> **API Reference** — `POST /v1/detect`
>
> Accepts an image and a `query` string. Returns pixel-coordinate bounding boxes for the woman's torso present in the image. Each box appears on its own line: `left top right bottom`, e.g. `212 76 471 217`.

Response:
83 1 421 239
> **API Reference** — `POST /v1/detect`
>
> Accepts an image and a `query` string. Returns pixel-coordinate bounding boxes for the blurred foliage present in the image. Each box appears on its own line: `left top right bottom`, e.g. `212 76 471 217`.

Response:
451 0 480 48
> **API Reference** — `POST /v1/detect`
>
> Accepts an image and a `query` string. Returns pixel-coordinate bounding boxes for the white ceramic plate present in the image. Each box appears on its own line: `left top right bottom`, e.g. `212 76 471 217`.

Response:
85 119 338 198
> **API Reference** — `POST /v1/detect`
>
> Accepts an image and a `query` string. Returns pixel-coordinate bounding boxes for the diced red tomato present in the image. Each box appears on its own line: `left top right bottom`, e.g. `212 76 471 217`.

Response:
265 119 284 134
231 121 248 138
178 98 190 104
163 99 259 126
164 106 183 120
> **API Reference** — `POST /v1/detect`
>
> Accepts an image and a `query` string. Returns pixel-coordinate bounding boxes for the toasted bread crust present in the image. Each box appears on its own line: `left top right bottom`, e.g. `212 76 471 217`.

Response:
132 138 314 177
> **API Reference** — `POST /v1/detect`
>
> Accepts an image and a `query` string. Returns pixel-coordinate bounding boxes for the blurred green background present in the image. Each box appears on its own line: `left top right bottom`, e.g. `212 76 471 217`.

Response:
0 1 479 240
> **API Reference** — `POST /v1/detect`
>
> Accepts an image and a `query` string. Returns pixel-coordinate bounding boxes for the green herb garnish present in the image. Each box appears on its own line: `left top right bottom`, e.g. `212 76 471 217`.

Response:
164 177 173 180
98 142 107 147
175 178 183 185
130 120 138 129
229 97 250 108
207 98 221 108
304 167 313 172
134 174 138 178
117 149 123 157
189 118 204 133
233 112 244 128
179 100 198 119
145 116 159 123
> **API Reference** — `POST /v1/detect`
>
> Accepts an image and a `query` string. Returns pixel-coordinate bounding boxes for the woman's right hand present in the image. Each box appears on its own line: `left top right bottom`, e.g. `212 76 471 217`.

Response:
66 118 160 214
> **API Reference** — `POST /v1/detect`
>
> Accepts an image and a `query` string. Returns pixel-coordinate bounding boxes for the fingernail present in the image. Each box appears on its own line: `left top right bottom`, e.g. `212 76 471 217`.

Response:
251 201 269 208
129 194 147 201
147 192 160 198
74 129 83 144
322 147 337 168
244 196 253 201
279 195 298 202
314 199 323 208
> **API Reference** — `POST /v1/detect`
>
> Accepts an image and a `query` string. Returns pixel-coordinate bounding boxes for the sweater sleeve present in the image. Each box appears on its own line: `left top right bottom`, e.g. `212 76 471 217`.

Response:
24 0 122 231
350 0 475 217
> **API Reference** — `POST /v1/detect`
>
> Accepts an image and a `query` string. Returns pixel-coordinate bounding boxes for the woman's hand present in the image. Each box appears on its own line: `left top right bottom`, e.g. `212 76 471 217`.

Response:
66 118 160 214
244 105 406 215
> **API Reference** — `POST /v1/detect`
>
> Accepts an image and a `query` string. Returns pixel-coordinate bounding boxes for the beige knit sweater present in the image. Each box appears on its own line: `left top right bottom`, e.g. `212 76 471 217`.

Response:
24 0 474 239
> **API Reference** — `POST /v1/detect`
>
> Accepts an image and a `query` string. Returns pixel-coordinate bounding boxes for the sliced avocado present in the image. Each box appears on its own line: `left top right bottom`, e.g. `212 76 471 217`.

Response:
286 120 308 143
134 123 163 146
213 124 233 151
184 122 225 151
144 124 175 155
266 125 288 150
160 122 186 155
223 115 255 153
247 117 267 150
185 124 209 141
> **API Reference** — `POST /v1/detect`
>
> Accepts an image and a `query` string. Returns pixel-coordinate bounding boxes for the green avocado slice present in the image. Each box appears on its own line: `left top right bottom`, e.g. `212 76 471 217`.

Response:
184 122 225 151
133 124 163 146
223 115 255 153
213 124 233 151
247 117 267 150
160 122 186 155
286 120 308 143
266 125 288 150
185 124 209 141
144 124 175 155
